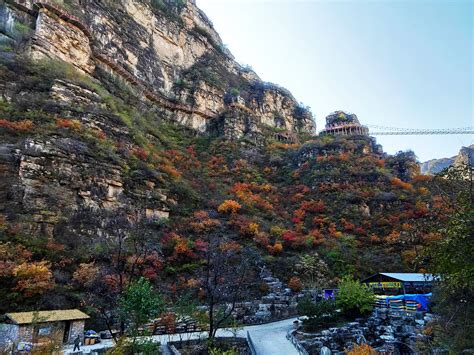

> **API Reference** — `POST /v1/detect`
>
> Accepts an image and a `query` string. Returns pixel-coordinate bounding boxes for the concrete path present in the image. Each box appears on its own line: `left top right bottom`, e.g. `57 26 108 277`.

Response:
62 317 300 355
245 318 299 355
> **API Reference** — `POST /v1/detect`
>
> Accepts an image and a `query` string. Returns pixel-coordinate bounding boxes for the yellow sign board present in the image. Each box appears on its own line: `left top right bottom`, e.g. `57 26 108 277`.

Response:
368 282 402 289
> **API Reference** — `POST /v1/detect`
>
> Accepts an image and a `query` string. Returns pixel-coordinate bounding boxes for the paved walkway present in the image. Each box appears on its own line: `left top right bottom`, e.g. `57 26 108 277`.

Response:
62 317 300 355
245 318 299 355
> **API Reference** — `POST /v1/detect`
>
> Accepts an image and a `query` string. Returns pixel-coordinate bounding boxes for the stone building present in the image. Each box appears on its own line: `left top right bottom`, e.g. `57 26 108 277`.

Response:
0 309 89 350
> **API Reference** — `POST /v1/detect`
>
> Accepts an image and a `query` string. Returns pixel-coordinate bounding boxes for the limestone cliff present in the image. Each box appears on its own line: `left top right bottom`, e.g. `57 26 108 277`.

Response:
0 0 315 136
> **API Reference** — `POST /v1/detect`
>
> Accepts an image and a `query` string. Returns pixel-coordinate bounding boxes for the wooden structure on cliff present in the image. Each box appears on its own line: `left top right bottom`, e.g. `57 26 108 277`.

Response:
319 111 369 136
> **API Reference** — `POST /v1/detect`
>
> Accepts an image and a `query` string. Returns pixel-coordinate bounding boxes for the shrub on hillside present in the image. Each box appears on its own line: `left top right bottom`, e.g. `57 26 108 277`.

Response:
336 277 374 317
297 296 337 331
218 200 242 214
288 276 303 292
0 119 34 132
56 118 81 130
346 343 377 355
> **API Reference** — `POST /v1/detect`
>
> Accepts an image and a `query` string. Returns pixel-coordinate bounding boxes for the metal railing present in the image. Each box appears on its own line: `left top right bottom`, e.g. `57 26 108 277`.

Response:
286 329 309 355
246 331 258 355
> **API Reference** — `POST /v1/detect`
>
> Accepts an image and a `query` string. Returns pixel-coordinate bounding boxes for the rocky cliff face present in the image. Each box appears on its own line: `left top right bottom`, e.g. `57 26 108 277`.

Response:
454 144 474 167
0 0 315 135
0 0 438 318
420 144 473 175
0 73 172 243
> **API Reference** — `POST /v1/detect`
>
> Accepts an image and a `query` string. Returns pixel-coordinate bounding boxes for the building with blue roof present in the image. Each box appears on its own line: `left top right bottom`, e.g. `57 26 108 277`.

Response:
362 273 435 295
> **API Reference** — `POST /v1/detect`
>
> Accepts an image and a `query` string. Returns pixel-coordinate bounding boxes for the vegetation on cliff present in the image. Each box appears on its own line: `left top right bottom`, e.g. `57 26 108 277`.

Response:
0 1 471 353
0 54 446 323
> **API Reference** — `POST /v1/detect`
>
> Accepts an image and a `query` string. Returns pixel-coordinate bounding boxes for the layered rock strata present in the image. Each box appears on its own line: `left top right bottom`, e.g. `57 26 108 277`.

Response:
1 0 315 137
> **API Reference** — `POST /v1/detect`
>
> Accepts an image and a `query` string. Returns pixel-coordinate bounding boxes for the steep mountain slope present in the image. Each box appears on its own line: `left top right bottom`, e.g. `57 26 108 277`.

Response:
420 157 455 175
0 0 314 135
0 0 443 322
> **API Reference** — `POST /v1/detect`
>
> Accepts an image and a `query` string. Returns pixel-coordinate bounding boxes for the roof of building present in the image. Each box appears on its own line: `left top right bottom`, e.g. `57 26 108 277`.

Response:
367 273 436 282
5 309 90 325
380 273 435 282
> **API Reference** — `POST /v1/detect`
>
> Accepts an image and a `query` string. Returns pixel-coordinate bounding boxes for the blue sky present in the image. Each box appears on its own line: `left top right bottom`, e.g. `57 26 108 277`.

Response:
196 0 473 161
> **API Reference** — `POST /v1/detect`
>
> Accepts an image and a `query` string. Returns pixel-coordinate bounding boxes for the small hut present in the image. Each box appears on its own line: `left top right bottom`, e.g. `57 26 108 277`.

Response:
0 309 89 350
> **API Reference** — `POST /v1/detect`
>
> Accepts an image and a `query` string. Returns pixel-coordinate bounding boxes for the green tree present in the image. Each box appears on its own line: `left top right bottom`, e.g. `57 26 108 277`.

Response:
295 253 329 289
117 277 164 353
336 277 374 317
423 163 474 352
229 88 240 97
297 296 337 331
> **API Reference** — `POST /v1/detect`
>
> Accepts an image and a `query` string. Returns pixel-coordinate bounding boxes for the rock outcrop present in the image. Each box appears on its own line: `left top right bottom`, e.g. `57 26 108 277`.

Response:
233 267 302 324
297 310 434 354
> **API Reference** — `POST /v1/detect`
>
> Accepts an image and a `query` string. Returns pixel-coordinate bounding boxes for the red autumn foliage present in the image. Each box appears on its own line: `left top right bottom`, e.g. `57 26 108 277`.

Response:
292 209 305 224
375 159 385 167
142 267 158 280
230 183 274 211
412 174 432 182
288 276 303 292
133 147 149 161
13 261 54 297
94 130 107 140
391 177 414 191
342 219 356 231
312 215 327 225
103 274 124 292
0 119 34 132
267 242 283 255
73 262 100 287
0 242 33 277
282 230 298 245
169 235 196 262
190 211 220 232
300 200 326 213
194 239 209 252
218 200 242 214
253 232 270 248
161 312 177 333
56 118 81 130
159 163 181 178
186 145 197 157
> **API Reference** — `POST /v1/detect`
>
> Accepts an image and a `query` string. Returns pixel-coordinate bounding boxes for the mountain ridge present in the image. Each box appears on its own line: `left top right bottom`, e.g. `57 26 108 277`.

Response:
420 144 474 175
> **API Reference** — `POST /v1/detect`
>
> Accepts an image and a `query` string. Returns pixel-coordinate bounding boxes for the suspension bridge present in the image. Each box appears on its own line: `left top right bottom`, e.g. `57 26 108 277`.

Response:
366 125 474 136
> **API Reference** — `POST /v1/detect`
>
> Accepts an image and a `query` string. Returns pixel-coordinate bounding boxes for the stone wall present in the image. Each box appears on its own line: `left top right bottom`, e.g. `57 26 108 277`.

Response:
67 320 85 344
17 325 33 343
297 310 433 354
0 323 19 350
